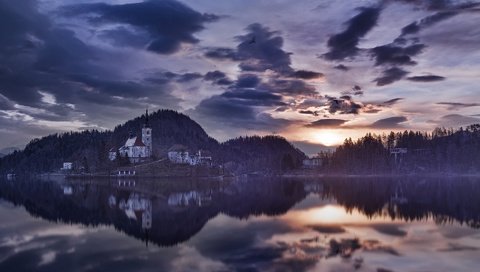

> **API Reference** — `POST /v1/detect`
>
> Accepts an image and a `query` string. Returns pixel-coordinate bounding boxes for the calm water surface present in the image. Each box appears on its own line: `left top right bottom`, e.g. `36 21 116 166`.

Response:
1 177 479 272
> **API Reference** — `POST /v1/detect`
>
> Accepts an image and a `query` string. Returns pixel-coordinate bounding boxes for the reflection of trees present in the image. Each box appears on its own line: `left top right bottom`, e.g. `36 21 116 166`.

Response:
0 178 306 247
321 177 480 228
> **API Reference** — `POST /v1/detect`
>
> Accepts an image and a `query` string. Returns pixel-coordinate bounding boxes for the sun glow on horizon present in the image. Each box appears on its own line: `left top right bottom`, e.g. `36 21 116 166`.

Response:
311 130 344 146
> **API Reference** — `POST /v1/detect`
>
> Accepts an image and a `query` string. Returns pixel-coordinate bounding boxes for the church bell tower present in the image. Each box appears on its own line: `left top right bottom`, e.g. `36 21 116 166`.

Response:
142 109 152 157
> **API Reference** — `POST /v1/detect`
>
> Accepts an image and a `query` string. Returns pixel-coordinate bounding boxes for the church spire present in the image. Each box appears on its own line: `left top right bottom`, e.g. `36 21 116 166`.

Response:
144 108 151 128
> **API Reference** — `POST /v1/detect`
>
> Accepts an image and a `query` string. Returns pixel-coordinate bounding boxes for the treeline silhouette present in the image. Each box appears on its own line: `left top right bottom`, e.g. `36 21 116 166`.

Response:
0 110 305 175
326 124 480 174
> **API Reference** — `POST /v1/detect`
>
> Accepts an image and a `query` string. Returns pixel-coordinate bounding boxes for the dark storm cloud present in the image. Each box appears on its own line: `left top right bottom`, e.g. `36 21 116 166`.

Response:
146 71 202 84
178 72 203 83
400 11 457 36
392 0 480 10
97 26 151 48
234 23 294 74
333 64 349 71
191 94 292 131
371 43 426 66
206 23 323 79
373 67 409 86
260 79 317 96
292 70 324 80
370 116 408 128
204 70 227 81
61 0 219 54
0 0 183 139
205 23 293 74
325 95 363 114
204 47 239 60
341 85 364 96
437 102 480 110
299 110 320 116
305 119 347 128
382 98 404 106
323 7 381 60
235 74 260 88
220 90 284 106
407 75 445 82
204 70 233 86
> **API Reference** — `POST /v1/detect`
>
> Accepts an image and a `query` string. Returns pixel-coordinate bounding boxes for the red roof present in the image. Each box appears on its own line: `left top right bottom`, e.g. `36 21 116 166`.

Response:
133 137 146 147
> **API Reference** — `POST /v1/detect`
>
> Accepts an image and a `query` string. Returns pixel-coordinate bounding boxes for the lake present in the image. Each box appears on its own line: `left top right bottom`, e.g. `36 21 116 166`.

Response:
0 177 479 272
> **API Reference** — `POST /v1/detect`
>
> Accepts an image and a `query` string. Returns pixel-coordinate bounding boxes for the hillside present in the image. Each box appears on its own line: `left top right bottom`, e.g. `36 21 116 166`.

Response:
0 110 305 175
219 135 306 174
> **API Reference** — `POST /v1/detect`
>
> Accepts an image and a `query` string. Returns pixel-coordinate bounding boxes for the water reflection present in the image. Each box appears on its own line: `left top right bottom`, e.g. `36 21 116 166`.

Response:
0 176 479 271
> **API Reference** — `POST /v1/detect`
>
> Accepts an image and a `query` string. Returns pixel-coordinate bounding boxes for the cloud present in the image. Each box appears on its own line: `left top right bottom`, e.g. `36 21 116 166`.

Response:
235 74 260 88
61 0 219 54
370 43 426 66
205 23 323 80
437 102 480 110
428 114 480 127
325 95 363 114
381 98 404 106
373 67 409 86
292 70 324 80
437 243 479 252
407 75 445 82
305 119 347 128
205 23 294 75
323 7 381 60
333 64 349 71
298 110 319 116
400 11 458 36
204 70 233 85
370 116 408 129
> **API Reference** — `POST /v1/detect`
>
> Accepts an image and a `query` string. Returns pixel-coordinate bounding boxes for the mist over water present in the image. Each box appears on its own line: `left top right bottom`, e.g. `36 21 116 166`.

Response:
1 177 479 272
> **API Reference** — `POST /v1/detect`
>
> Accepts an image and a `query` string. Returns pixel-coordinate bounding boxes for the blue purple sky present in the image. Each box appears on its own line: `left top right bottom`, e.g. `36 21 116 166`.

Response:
0 0 479 152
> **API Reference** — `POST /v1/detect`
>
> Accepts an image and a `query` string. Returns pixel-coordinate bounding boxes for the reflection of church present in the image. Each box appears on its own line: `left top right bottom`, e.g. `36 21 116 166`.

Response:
109 110 153 163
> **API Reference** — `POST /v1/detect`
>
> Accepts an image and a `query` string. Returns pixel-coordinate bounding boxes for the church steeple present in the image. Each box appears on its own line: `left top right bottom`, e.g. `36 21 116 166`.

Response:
142 108 153 157
144 108 151 128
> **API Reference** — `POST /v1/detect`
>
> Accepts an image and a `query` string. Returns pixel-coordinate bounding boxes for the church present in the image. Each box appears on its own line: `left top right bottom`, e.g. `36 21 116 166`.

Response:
109 110 153 163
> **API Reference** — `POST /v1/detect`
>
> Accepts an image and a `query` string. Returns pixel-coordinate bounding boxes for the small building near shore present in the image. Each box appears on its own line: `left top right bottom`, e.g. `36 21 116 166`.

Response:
62 162 73 170
303 156 323 169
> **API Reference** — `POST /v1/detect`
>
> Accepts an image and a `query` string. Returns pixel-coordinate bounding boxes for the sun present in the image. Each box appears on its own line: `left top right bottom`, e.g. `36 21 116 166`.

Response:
312 130 344 146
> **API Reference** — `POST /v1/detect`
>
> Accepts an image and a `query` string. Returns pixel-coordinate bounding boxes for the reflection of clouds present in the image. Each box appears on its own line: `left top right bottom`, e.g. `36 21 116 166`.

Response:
437 242 479 252
172 246 228 272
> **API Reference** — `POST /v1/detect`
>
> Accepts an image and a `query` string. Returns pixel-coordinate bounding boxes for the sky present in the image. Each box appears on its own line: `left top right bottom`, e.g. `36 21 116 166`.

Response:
0 0 479 153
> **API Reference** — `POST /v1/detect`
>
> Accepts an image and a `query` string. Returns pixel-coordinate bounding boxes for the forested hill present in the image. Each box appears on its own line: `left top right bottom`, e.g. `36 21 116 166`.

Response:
219 135 306 174
326 124 480 174
0 110 305 175
111 109 219 155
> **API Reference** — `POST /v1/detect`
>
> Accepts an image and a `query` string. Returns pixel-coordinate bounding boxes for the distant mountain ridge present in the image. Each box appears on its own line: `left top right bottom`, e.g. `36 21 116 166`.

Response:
0 109 305 175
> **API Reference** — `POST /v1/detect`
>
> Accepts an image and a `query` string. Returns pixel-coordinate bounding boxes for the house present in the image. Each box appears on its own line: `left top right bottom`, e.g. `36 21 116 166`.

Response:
168 145 213 166
303 156 323 169
110 109 153 163
61 162 73 170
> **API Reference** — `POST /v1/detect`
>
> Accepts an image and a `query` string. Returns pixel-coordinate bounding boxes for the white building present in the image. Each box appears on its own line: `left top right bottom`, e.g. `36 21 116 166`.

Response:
303 157 323 168
61 162 73 170
168 145 212 166
110 110 153 163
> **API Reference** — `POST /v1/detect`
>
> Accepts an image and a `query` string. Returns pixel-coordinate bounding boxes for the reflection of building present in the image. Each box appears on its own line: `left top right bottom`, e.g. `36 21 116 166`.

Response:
118 193 152 230
110 110 153 163
168 145 212 166
167 191 212 207
62 185 73 195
